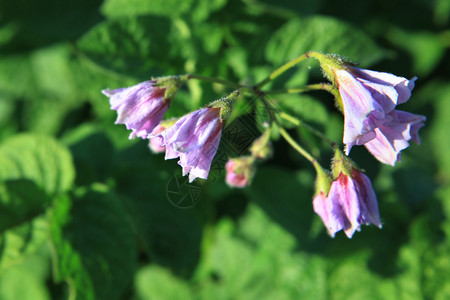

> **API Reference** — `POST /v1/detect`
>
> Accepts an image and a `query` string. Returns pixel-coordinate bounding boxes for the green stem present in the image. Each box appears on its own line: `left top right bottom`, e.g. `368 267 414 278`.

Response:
188 74 243 89
264 83 333 95
278 126 316 164
279 112 337 147
255 53 310 88
257 92 277 124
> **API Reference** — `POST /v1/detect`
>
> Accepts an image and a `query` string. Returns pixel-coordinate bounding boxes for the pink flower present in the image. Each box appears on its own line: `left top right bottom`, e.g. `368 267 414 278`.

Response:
225 157 255 188
102 81 169 139
313 169 381 238
148 124 166 153
157 108 223 182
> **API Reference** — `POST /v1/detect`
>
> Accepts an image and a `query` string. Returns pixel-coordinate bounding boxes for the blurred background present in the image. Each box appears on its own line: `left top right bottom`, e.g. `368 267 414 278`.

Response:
0 0 449 299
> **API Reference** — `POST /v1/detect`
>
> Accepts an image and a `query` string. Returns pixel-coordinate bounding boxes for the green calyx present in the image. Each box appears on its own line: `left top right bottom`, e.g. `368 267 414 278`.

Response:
307 52 352 112
331 148 354 179
306 51 353 85
208 90 240 121
313 161 332 196
154 75 190 102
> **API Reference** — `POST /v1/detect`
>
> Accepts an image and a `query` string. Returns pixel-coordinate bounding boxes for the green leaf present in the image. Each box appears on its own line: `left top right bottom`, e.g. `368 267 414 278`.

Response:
0 54 37 99
274 94 329 127
265 16 387 67
0 216 48 270
0 249 51 300
196 206 327 300
61 125 116 186
387 28 446 76
190 0 228 22
247 167 316 240
0 180 51 232
0 134 75 196
327 247 422 300
50 185 137 300
76 16 187 75
0 0 102 49
249 0 324 15
135 265 193 300
101 0 195 17
429 84 450 181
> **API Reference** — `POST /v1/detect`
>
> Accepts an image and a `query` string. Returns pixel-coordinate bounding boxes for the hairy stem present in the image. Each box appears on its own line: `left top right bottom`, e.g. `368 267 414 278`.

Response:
279 126 316 164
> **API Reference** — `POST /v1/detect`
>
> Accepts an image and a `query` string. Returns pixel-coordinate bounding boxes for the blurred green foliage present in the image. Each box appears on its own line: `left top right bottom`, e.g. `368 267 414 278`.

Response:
0 0 449 299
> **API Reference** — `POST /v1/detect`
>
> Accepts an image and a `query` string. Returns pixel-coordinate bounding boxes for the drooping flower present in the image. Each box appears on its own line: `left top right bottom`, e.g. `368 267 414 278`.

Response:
363 110 426 165
225 157 255 188
313 149 381 238
102 76 186 139
307 52 426 165
156 91 239 182
322 169 382 238
102 81 168 139
336 68 416 151
158 107 224 183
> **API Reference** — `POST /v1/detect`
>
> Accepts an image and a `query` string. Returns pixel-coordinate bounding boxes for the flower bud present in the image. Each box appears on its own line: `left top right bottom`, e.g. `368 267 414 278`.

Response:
225 156 255 188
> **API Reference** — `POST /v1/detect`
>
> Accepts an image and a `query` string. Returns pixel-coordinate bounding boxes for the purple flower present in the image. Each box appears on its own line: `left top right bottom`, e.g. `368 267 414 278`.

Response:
313 169 381 238
364 110 426 165
333 67 425 164
102 81 168 139
157 108 223 182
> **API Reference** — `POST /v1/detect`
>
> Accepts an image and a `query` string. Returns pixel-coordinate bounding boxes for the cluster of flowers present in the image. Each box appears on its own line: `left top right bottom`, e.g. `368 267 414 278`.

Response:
102 52 426 238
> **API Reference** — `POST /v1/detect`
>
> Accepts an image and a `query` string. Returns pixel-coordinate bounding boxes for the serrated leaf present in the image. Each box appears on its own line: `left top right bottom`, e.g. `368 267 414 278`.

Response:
266 16 387 67
0 134 75 196
50 186 136 300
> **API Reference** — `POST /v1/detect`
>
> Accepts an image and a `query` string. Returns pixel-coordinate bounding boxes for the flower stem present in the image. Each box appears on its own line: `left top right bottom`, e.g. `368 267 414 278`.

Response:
264 83 333 95
279 112 337 147
255 53 309 89
188 74 243 89
278 126 316 164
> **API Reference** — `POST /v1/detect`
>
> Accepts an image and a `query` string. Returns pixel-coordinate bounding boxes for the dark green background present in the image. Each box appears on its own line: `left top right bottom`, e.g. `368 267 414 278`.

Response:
0 0 449 299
